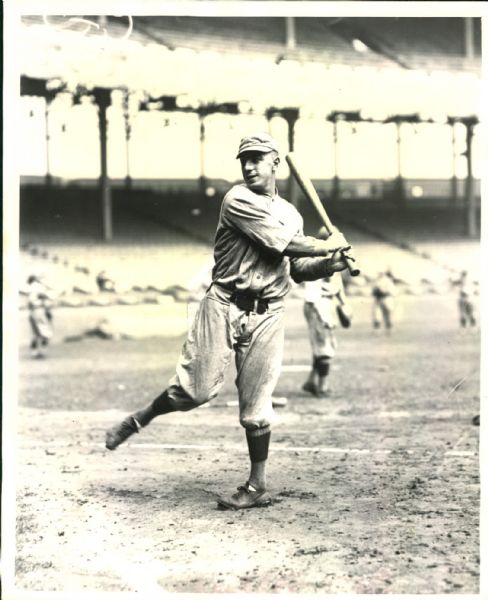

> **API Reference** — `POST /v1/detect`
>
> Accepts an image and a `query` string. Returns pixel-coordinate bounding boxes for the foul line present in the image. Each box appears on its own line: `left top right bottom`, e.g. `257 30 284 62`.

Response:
18 440 477 457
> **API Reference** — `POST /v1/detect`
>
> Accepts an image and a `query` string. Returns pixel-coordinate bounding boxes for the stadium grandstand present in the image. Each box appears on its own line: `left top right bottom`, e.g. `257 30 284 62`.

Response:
17 15 481 305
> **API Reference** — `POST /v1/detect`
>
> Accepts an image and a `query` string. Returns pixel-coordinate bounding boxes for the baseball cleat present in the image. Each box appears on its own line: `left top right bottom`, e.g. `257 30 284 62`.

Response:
105 416 140 450
302 381 317 396
217 482 271 510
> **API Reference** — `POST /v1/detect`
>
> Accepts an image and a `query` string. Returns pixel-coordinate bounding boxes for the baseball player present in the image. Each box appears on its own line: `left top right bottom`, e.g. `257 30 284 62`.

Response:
450 270 477 328
371 269 397 331
302 251 351 397
23 274 54 358
105 132 352 510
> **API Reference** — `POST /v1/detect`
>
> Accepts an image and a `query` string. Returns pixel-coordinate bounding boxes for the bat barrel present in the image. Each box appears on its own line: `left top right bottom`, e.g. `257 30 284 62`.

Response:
286 152 360 277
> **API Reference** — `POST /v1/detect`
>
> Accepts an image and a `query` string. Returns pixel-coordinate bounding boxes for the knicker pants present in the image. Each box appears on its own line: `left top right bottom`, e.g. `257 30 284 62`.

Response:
166 289 285 432
303 302 337 359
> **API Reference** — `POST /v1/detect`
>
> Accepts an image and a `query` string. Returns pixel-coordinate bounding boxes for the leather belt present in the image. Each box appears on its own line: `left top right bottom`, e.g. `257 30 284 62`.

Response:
230 292 274 314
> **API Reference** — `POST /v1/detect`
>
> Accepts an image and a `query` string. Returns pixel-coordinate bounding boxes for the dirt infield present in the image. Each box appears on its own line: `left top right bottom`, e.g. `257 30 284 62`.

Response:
11 295 480 595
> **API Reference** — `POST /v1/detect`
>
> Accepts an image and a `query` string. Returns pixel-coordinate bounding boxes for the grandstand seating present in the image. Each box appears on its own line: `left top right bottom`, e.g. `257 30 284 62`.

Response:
132 16 481 72
19 183 479 311
21 15 481 75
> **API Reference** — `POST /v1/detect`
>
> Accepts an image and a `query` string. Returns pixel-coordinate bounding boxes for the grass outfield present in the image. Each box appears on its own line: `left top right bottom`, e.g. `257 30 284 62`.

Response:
10 295 480 594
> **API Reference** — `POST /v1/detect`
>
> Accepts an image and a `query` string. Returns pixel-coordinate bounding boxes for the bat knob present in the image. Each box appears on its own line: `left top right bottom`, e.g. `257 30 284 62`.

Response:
342 252 360 277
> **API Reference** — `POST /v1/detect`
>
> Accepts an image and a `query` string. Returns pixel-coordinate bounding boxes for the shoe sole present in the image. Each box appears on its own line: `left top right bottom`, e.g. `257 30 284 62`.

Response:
216 494 272 510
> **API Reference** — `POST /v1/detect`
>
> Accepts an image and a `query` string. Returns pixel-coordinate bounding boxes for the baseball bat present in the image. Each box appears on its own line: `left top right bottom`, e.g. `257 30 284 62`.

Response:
286 152 360 276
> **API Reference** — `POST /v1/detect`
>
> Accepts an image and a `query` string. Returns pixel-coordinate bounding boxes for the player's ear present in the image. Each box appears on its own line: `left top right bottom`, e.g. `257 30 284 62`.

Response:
272 154 280 170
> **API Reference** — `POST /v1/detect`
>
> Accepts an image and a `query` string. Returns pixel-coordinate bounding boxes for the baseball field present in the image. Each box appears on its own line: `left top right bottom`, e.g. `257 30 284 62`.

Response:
11 289 481 595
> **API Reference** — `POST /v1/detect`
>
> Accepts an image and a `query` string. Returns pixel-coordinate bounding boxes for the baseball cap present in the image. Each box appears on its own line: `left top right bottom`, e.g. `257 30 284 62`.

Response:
236 132 279 158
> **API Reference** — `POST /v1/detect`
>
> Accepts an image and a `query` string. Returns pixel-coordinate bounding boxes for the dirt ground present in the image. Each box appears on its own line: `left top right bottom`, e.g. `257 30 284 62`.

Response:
7 294 481 595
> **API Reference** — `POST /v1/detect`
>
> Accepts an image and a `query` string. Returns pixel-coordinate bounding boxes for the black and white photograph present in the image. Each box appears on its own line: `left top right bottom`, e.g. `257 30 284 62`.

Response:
3 1 485 597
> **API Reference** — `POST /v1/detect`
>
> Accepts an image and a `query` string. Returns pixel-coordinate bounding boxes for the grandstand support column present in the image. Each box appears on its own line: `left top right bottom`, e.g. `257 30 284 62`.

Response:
449 119 458 206
394 121 405 205
464 17 475 59
94 87 113 241
199 114 207 201
283 108 299 208
123 90 132 191
285 17 296 50
332 120 340 201
463 119 477 238
44 97 52 187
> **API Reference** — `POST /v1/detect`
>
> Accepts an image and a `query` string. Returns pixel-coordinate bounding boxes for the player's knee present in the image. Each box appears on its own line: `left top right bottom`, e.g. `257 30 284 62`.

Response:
240 416 270 431
167 383 212 410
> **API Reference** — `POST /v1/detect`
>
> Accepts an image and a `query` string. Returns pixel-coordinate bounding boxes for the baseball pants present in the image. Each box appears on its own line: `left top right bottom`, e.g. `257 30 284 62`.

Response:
166 285 285 432
303 302 337 359
373 297 394 329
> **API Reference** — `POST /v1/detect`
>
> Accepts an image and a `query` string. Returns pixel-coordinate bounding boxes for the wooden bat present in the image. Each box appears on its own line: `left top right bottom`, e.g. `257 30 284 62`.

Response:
286 152 360 276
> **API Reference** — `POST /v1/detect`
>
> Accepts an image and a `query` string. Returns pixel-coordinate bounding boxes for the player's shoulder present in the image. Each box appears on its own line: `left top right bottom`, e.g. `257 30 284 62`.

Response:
222 184 269 213
224 183 254 202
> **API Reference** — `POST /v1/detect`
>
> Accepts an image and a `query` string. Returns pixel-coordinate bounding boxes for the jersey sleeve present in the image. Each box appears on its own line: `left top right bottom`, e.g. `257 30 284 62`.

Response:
222 186 302 254
289 257 329 283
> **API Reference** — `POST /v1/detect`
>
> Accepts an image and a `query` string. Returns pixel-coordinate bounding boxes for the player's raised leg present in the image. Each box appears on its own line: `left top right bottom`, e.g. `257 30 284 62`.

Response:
105 295 234 450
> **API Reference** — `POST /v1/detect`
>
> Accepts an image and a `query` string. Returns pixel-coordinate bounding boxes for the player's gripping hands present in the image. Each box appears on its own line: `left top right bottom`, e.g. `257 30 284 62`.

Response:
321 228 349 252
325 248 353 275
284 227 351 260
321 228 354 276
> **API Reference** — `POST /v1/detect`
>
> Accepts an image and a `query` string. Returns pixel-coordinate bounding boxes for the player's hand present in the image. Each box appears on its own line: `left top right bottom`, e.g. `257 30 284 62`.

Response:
323 229 349 252
326 248 354 274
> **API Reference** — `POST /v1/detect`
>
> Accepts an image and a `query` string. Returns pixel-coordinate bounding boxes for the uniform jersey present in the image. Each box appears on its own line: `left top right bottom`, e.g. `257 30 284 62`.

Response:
212 184 328 298
372 274 396 299
212 184 302 298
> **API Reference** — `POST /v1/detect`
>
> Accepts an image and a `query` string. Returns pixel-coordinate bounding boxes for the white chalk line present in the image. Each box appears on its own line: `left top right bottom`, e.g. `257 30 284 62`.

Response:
19 440 477 457
105 554 166 594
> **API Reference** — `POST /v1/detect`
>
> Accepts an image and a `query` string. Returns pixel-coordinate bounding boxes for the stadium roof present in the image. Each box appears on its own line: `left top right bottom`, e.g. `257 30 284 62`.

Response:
22 16 481 73
19 15 481 120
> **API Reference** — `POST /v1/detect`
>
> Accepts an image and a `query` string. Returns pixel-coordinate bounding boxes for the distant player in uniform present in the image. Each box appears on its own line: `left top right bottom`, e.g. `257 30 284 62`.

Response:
105 132 353 510
450 270 477 329
302 242 351 397
371 269 397 331
24 274 54 358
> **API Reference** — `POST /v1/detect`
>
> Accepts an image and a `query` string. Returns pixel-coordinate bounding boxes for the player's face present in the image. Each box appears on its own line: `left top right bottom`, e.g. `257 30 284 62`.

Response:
240 151 279 194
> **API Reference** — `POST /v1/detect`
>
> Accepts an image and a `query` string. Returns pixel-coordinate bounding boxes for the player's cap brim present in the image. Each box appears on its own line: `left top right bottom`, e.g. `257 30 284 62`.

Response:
236 144 276 158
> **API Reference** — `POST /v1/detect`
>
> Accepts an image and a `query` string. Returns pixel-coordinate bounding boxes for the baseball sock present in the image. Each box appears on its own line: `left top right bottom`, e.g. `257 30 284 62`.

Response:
246 427 271 461
316 357 330 377
133 390 175 427
315 357 330 394
246 428 270 490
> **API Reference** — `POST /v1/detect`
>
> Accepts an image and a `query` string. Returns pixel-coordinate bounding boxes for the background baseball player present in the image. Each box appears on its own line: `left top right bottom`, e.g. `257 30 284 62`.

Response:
302 232 352 397
371 269 397 332
450 270 477 329
105 132 353 510
22 274 55 358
